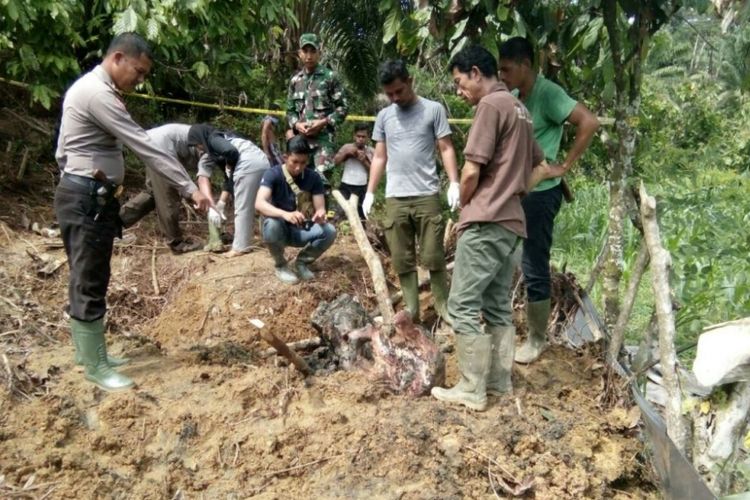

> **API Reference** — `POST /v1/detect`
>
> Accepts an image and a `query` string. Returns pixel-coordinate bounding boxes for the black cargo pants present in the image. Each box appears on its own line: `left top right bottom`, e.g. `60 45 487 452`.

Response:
54 174 121 322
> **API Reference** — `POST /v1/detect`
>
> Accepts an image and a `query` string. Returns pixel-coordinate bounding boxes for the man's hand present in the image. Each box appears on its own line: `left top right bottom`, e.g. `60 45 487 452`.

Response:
208 207 226 227
295 121 311 135
283 210 306 226
447 182 460 211
305 118 328 137
547 163 568 178
216 200 226 217
191 190 211 212
362 192 375 219
529 162 553 191
311 208 327 224
355 149 369 163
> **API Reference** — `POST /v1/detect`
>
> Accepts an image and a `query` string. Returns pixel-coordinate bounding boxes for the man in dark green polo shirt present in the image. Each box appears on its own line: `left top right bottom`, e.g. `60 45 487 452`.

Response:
499 37 600 364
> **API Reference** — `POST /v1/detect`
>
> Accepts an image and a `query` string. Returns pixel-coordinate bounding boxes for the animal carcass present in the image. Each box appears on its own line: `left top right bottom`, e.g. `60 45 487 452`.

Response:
345 310 445 397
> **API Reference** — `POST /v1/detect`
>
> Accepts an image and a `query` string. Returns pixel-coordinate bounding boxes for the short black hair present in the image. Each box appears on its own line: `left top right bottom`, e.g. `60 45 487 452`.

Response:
354 123 370 133
287 135 311 155
449 45 498 78
498 37 534 65
378 59 410 86
106 32 153 60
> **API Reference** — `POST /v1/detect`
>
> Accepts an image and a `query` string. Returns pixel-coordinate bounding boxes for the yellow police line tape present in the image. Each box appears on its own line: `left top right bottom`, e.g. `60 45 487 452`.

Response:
1 75 612 126
125 91 476 125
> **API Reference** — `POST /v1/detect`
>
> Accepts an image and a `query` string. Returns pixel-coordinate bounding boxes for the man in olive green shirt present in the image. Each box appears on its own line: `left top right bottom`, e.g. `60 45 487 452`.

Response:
499 37 600 364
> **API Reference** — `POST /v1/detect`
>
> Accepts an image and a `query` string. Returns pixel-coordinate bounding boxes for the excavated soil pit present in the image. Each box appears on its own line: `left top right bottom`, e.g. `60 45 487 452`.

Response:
0 213 657 498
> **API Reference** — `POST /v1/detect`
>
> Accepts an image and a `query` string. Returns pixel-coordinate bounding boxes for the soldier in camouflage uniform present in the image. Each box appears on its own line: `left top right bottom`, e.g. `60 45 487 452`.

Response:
286 33 348 186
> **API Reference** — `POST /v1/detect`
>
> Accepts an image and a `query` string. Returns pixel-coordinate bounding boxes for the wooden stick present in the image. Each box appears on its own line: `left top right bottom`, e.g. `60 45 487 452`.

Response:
252 320 312 376
0 221 12 244
259 336 322 358
608 241 649 364
151 245 160 295
639 181 687 453
15 148 29 182
332 190 394 330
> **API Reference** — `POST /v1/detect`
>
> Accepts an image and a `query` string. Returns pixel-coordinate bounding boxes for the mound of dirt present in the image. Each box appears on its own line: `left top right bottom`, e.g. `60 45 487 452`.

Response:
0 218 656 498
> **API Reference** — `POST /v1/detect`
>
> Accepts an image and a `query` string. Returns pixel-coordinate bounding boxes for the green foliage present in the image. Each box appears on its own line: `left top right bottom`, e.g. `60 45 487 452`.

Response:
0 0 84 107
556 61 750 348
0 0 388 109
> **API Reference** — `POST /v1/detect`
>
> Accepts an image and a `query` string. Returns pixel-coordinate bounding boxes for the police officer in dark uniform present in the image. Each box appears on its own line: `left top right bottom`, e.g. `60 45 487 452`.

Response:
55 32 210 391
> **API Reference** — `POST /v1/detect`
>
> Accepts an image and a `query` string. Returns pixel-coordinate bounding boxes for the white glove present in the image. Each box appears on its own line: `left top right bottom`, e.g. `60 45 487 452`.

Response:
447 182 460 211
216 200 226 217
362 192 375 219
208 207 225 227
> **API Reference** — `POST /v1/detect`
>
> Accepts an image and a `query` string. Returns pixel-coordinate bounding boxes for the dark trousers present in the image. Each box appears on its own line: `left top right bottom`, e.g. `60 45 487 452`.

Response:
521 184 563 302
119 170 182 244
339 182 367 220
55 175 120 321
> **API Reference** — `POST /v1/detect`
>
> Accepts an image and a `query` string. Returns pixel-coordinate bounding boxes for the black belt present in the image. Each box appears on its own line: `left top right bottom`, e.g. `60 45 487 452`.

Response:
60 173 122 199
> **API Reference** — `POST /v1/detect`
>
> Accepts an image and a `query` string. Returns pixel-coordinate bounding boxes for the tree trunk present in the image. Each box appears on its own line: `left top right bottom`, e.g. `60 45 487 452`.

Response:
639 182 688 454
602 167 626 331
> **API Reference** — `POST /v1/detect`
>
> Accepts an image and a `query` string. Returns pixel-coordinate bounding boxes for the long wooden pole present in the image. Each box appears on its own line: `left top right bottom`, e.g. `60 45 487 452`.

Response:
332 190 394 331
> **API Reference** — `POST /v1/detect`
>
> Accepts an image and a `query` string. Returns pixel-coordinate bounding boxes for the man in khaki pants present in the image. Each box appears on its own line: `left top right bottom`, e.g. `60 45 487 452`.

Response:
363 59 460 325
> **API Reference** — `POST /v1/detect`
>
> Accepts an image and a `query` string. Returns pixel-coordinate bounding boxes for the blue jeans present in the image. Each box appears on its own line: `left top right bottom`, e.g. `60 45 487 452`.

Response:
521 184 563 302
262 217 337 267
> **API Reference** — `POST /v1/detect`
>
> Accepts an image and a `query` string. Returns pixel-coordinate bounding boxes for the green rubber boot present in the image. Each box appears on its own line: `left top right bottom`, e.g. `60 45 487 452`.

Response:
73 318 134 392
486 324 515 395
514 299 550 364
399 271 420 323
431 333 491 411
72 318 129 368
429 269 452 326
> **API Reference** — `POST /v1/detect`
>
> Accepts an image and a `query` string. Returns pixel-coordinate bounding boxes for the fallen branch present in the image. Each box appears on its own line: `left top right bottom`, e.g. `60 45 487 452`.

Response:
332 190 394 330
0 221 12 244
151 245 160 295
251 319 312 376
2 109 53 136
15 148 29 182
259 336 322 358
639 181 687 453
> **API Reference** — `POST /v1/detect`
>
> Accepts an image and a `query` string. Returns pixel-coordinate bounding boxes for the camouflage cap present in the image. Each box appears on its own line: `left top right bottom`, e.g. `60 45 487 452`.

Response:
299 33 320 50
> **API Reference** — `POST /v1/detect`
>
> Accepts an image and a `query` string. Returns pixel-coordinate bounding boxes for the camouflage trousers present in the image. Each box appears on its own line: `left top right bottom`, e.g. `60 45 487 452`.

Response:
309 134 336 185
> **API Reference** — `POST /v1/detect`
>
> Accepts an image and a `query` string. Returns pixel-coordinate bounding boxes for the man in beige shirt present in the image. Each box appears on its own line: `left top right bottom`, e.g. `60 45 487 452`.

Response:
54 32 210 392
